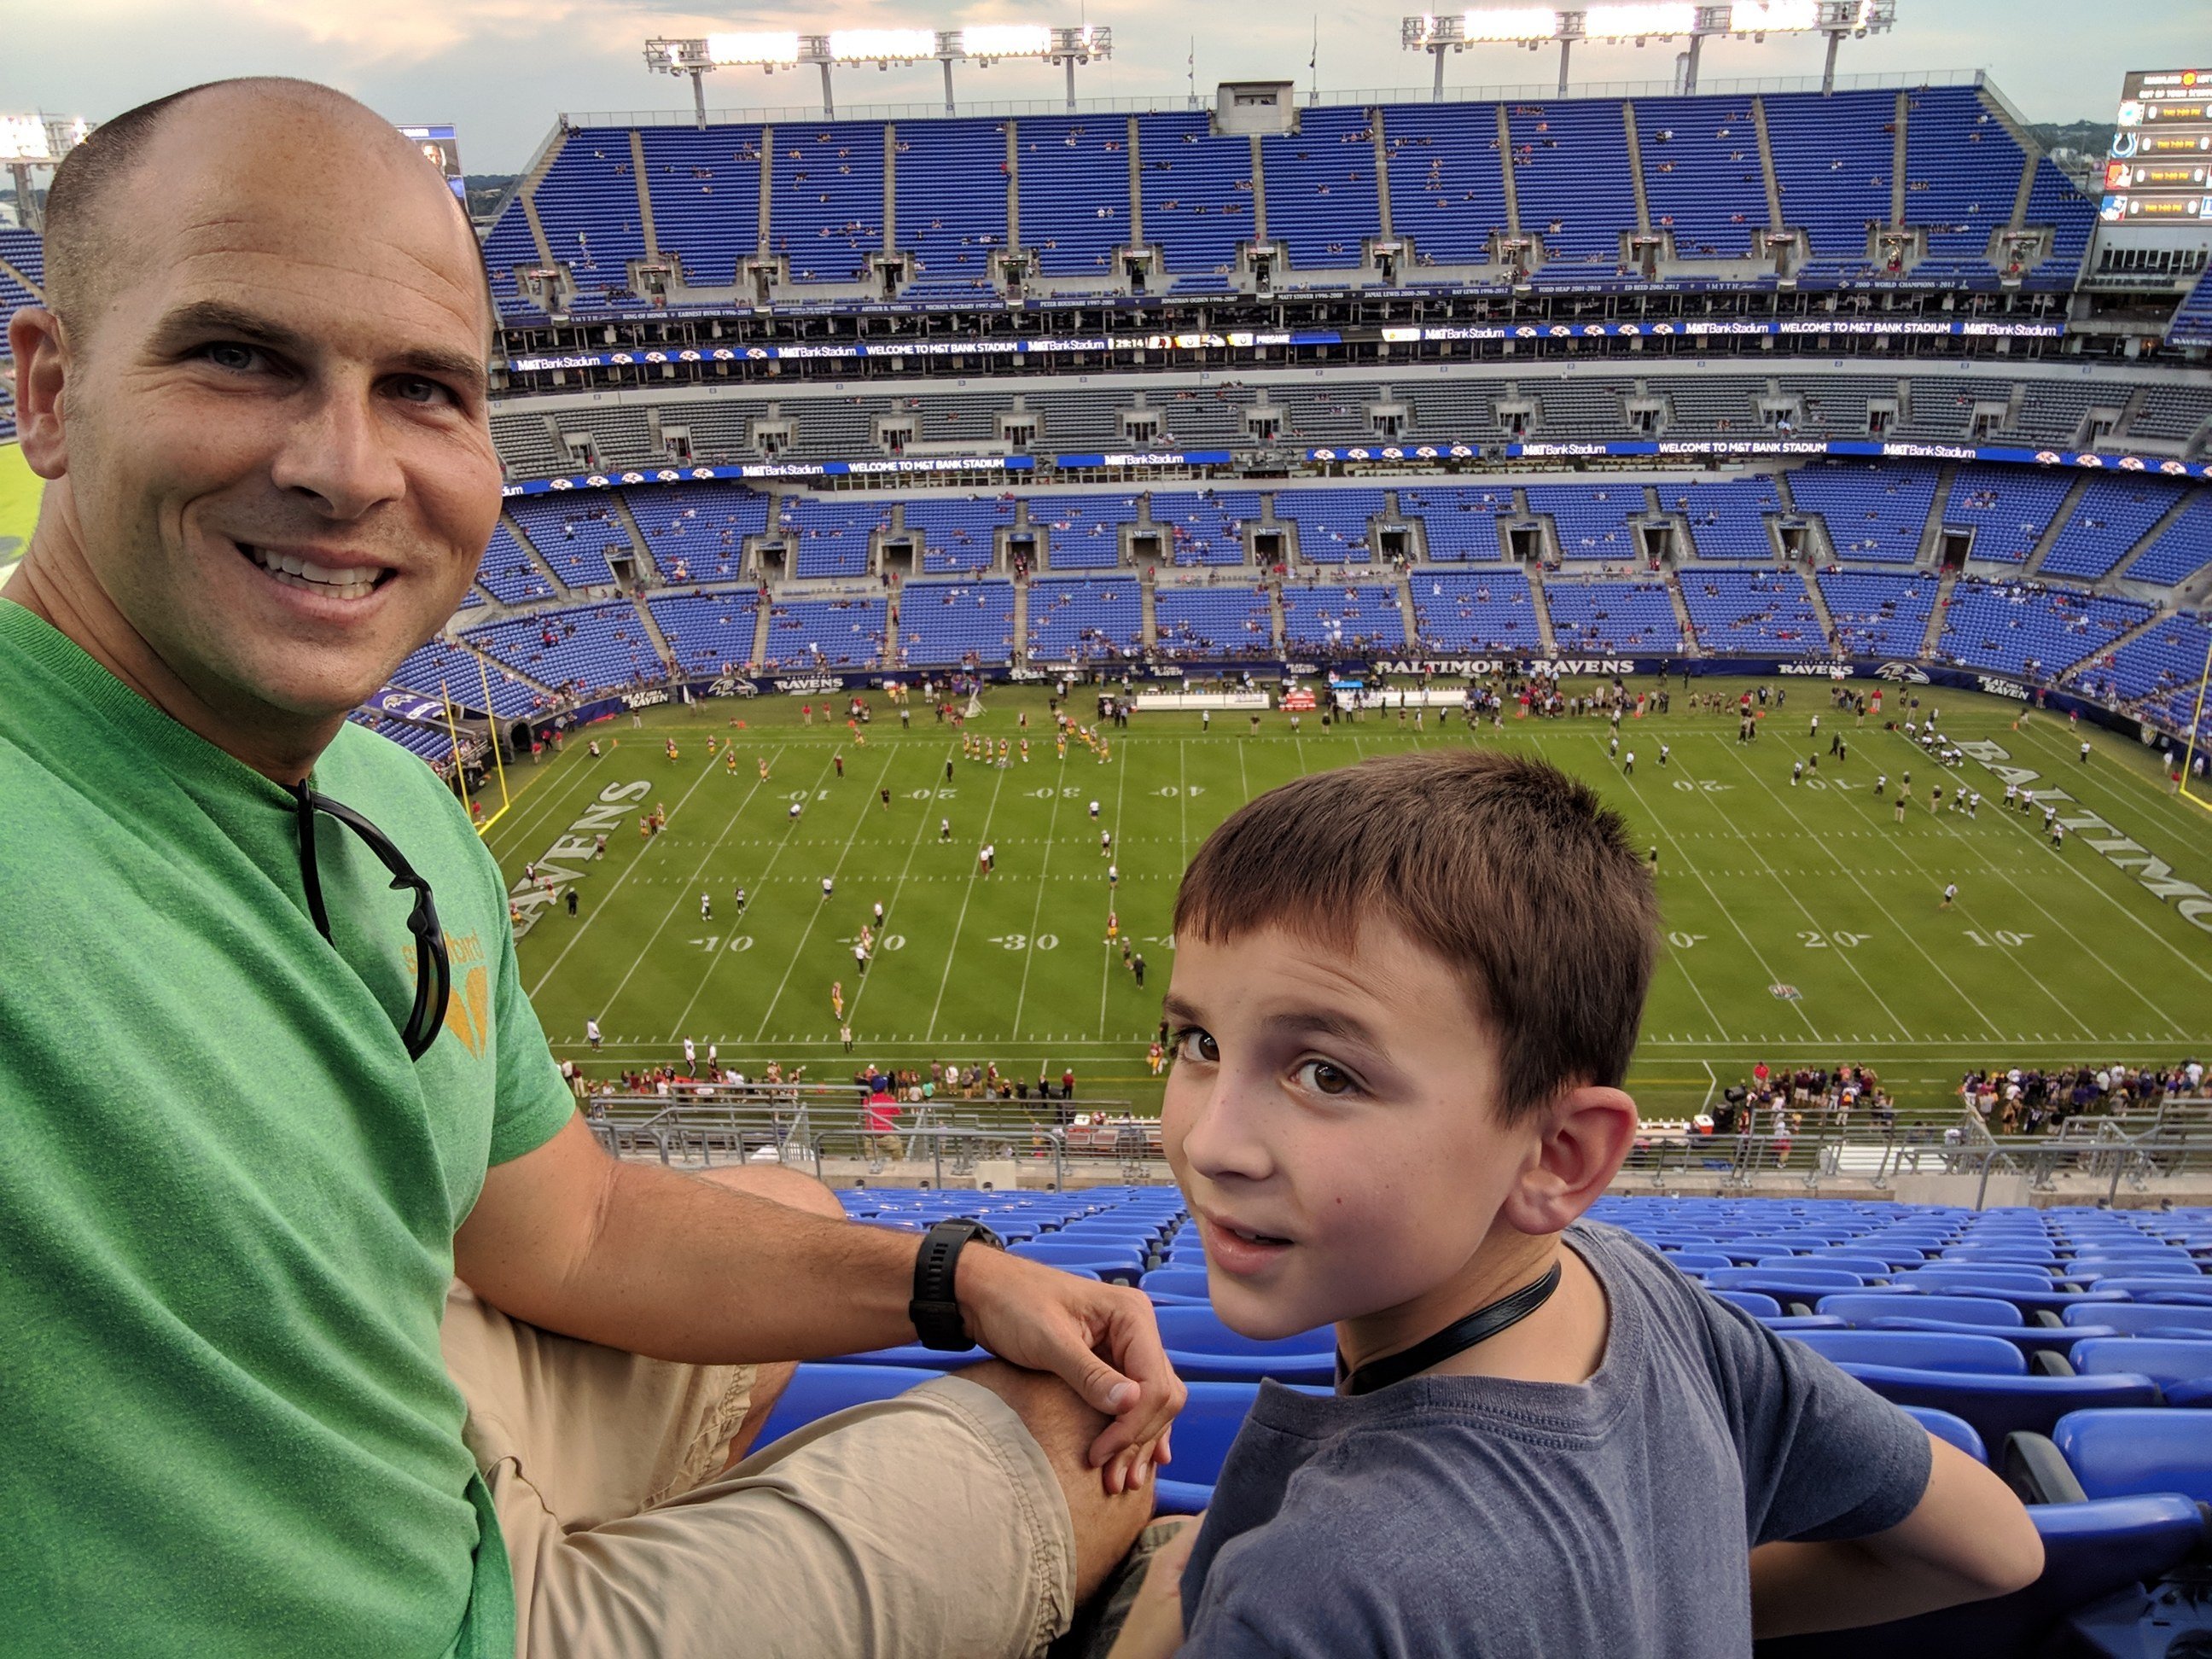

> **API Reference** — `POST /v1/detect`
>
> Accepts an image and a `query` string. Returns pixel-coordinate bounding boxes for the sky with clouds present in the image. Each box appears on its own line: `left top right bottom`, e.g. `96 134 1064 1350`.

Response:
4 1 2205 173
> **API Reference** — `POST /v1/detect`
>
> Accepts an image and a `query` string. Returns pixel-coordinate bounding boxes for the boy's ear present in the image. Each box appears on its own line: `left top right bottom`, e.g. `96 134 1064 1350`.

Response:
1498 1086 1639 1236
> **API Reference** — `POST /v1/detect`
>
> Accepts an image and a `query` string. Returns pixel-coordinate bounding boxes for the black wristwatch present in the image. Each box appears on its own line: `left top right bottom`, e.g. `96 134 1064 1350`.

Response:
910 1219 1004 1350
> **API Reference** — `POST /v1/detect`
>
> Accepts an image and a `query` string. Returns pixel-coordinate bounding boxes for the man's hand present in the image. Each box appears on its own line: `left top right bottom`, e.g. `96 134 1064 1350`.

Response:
956 1246 1187 1493
1107 1515 1203 1659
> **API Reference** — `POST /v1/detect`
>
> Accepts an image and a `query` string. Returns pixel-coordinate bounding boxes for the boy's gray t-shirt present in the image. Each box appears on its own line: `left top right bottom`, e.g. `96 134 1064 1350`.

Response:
1177 1220 1933 1657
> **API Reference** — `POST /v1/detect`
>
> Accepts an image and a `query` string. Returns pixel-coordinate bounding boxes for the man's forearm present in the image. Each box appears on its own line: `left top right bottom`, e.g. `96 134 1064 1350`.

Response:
1749 1537 2005 1639
471 1154 923 1365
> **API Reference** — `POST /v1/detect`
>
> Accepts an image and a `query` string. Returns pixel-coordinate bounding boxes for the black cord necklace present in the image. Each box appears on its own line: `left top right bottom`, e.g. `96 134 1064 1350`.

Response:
1336 1260 1564 1397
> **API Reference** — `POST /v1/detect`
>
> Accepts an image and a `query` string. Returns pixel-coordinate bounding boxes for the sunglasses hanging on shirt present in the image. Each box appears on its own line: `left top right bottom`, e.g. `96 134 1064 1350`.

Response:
290 783 451 1062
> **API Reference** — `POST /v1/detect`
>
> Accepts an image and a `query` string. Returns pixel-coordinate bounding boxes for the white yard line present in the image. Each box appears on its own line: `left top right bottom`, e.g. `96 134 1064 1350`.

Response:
1097 737 1132 1038
924 762 1012 1042
1708 736 2040 1043
529 746 762 999
1607 738 1812 1041
1819 731 2189 1038
845 745 955 1033
486 746 612 864
1009 758 1072 1039
736 748 899 1043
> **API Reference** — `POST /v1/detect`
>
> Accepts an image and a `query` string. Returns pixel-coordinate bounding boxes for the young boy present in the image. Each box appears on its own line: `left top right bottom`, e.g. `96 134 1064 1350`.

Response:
1114 749 2040 1656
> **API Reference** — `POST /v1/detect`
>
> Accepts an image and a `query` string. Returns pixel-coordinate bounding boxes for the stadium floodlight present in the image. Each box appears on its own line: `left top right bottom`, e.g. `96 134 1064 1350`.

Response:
0 113 52 162
648 20 1110 123
1580 3 1696 36
1 111 90 232
704 32 803 65
1405 0 1894 96
646 35 800 127
957 24 1056 59
827 28 939 62
1726 0 1820 28
1457 8 1563 41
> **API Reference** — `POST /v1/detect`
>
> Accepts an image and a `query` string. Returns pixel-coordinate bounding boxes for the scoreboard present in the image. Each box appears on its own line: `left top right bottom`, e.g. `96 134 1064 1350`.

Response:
2103 69 2212 224
398 125 467 203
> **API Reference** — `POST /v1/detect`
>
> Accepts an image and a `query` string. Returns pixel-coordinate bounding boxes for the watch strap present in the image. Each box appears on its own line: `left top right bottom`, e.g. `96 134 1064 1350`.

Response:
910 1219 1004 1350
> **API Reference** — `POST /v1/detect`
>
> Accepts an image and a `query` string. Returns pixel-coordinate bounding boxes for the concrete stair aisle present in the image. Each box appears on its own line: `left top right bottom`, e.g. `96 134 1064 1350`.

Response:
1920 568 1960 658
881 585 901 671
2060 607 2169 689
2112 386 2153 445
1138 566 1158 652
457 634 560 706
1621 102 1652 234
498 510 570 592
1249 133 1268 244
757 125 777 256
2020 474 2093 577
1797 567 1843 656
1010 569 1031 663
629 593 678 674
1662 571 1704 657
1749 97 1786 234
1527 563 1559 654
1494 105 1522 237
629 131 660 259
1978 86 2044 228
1266 574 1286 656
2110 485 2202 583
1889 90 1910 230
0 248 42 300
1394 569 1420 650
1126 117 1146 249
608 493 659 583
750 597 773 668
1371 119 1395 238
1914 462 1962 570
516 129 566 270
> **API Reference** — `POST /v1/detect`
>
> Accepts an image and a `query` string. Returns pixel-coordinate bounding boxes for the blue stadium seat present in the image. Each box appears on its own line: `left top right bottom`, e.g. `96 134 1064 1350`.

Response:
1151 1381 1330 1515
1710 1289 1784 1318
1902 1406 1988 1465
1667 1251 1738 1274
1790 1254 1901 1279
1755 1494 2209 1659
1142 1266 1213 1299
1152 1306 1333 1385
2053 1408 2212 1503
1788 1330 2027 1376
2071 1303 2212 1338
1918 1261 2058 1284
1706 1267 1866 1307
2070 1338 2212 1406
1836 1364 2160 1449
2087 1278 2212 1307
752 1362 945 1448
1821 1293 2023 1329
1008 1242 1145 1285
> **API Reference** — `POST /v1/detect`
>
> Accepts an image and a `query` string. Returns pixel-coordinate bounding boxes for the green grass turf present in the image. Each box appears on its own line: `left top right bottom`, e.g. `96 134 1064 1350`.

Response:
0 441 44 579
488 679 2212 1121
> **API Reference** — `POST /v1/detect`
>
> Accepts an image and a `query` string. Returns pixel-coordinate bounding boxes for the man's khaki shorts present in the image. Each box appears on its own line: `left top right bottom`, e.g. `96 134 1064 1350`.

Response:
440 1283 1076 1658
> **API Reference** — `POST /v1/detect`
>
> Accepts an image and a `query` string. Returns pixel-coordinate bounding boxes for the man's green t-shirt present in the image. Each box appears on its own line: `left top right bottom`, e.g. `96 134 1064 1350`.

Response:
0 600 576 1656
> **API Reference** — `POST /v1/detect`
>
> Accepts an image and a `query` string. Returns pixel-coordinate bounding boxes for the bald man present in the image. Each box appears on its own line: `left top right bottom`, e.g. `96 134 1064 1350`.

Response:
1 79 1170 1659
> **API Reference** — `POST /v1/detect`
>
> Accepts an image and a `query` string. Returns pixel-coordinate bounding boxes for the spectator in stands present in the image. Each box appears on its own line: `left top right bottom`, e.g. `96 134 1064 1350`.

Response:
2 79 1177 1659
1113 749 2041 1655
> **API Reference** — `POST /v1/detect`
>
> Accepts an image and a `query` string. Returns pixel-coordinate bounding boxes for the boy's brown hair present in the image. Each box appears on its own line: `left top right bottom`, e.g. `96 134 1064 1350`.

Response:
1173 748 1657 1124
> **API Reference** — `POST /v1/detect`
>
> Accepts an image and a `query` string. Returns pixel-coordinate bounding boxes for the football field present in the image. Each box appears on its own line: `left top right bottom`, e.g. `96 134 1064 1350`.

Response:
492 681 2212 1120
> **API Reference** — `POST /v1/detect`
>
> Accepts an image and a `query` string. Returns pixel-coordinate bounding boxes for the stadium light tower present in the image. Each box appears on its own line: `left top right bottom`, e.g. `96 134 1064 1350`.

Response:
0 113 90 232
646 23 1111 125
1402 3 1895 100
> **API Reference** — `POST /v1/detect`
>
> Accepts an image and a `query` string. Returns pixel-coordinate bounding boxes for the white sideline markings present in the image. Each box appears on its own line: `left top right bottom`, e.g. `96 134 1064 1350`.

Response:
742 748 899 1045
